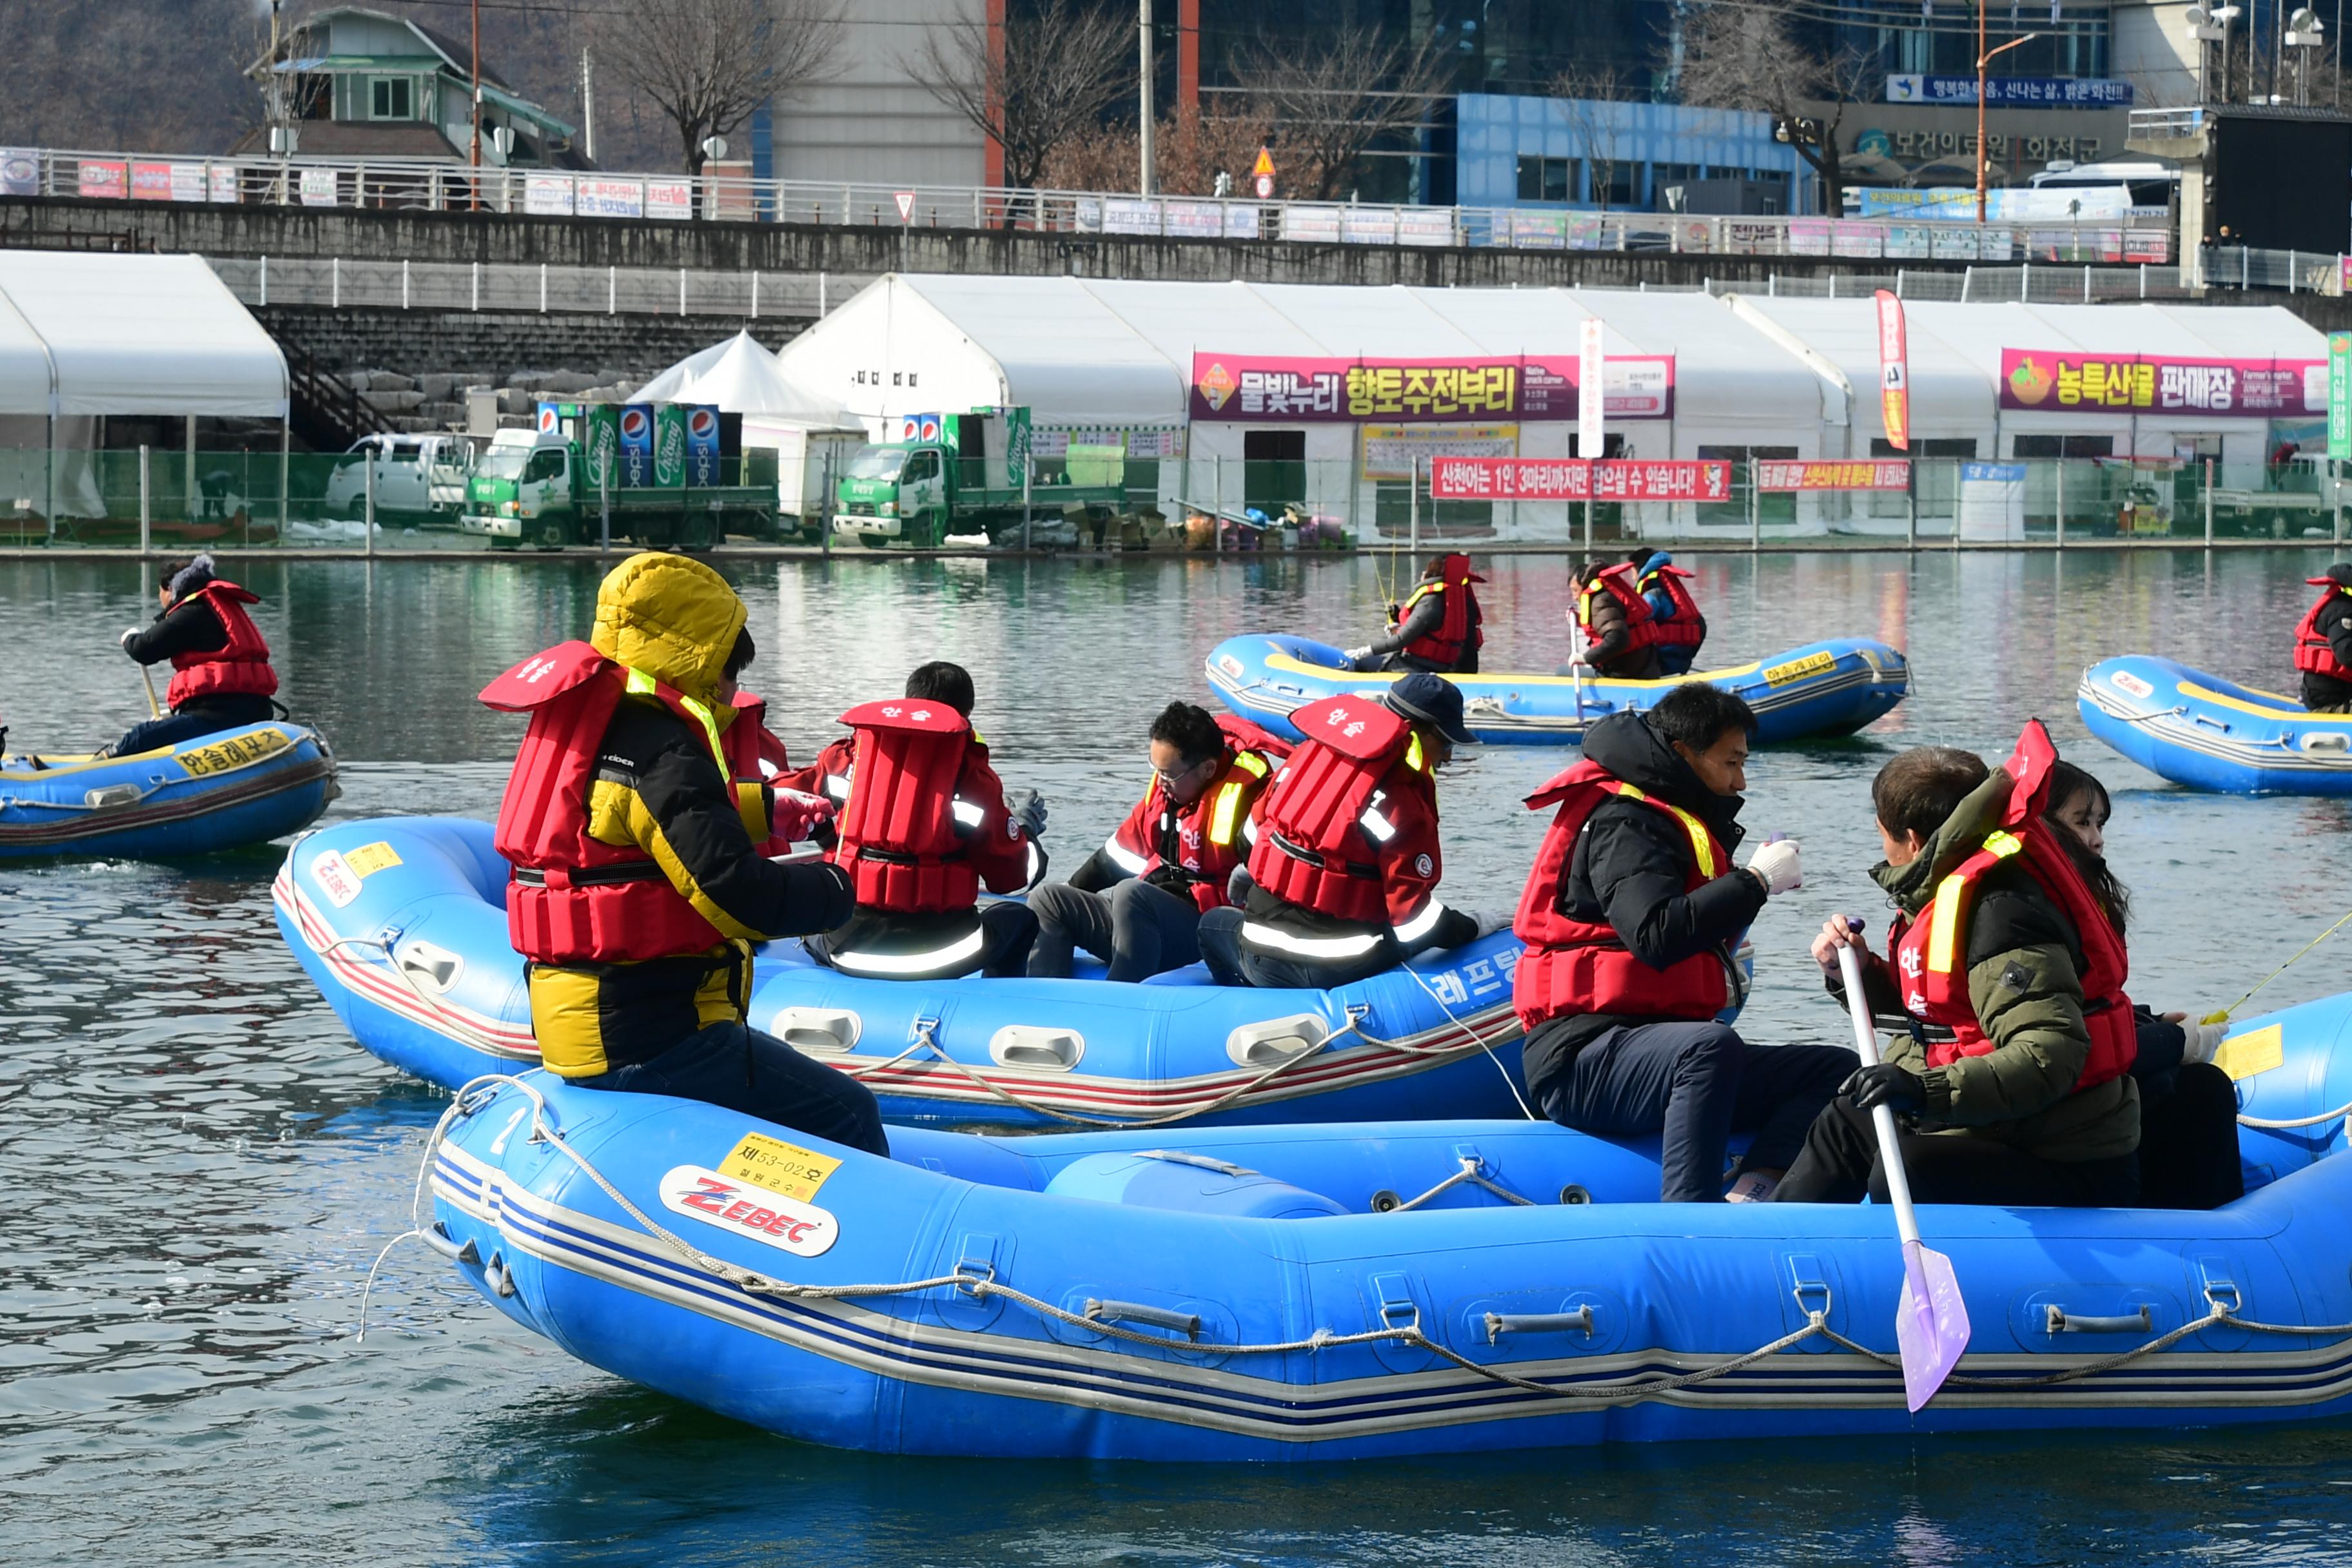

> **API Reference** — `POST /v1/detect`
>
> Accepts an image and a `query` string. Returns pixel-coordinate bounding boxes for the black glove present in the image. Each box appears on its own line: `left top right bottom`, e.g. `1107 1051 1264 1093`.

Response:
1008 788 1048 841
1841 1063 1925 1114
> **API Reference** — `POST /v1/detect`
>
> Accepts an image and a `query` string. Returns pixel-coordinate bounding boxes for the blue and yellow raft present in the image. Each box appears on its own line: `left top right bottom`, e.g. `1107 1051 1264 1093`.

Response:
1206 634 1909 746
0 721 335 859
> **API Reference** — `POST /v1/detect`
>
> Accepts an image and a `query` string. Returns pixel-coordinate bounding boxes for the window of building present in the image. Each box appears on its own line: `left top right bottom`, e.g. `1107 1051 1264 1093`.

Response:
1596 162 1640 209
2012 435 2114 458
1516 155 1576 202
1242 429 1307 514
370 77 413 120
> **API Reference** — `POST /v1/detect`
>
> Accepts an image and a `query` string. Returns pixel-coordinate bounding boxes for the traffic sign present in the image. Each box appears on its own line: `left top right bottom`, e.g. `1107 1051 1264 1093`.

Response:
1253 173 1273 199
1251 146 1275 178
894 190 916 222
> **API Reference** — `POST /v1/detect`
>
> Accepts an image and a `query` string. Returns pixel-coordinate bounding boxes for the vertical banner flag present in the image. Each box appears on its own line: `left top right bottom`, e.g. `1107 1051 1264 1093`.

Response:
1875 288 1911 452
1578 317 1606 460
2329 333 2352 463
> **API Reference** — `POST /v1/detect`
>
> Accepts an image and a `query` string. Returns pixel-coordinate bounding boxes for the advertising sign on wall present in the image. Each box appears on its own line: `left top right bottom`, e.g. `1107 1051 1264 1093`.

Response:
645 179 693 220
576 178 647 219
1998 349 2328 416
1874 289 1910 451
130 162 174 201
1190 353 1676 424
77 160 127 199
1429 458 1732 502
1362 424 1518 481
524 175 575 216
1756 460 1911 491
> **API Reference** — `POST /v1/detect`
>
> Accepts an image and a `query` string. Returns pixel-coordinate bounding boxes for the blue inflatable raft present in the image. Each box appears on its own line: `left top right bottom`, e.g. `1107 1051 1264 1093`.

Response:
2079 655 2352 795
0 721 335 859
1206 633 1909 746
277 816 1540 1127
420 992 2352 1460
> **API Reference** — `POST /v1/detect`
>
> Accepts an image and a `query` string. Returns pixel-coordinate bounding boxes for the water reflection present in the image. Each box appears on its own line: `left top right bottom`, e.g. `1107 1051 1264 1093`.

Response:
5 549 2352 1563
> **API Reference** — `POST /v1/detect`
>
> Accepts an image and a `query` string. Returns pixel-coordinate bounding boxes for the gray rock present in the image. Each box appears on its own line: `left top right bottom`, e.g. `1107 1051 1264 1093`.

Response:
540 369 597 395
498 387 534 415
418 373 461 401
369 370 420 393
368 389 427 412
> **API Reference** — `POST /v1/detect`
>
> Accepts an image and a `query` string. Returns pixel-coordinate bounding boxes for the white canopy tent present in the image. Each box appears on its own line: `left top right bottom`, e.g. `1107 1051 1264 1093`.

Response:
632 331 859 428
0 252 288 525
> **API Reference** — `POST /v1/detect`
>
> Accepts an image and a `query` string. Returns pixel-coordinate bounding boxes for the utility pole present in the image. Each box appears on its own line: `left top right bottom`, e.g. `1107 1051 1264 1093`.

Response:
1139 0 1155 195
580 48 596 164
1975 5 2037 224
470 0 484 209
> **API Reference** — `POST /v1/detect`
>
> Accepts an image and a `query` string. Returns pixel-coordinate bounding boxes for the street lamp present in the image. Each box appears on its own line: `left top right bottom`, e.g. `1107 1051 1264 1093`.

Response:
1975 6 2039 224
2286 8 2326 105
2185 4 2239 101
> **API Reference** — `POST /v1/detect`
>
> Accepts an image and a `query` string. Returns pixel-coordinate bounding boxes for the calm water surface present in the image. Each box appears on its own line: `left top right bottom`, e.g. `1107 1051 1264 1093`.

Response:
4 549 2349 1565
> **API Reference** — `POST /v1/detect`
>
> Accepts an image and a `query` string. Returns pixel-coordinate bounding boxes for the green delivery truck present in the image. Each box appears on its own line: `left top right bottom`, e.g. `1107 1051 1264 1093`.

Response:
831 406 1128 548
460 402 778 550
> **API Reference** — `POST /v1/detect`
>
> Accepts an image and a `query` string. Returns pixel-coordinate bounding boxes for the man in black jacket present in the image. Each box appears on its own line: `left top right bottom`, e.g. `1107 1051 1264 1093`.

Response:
1512 687 1854 1201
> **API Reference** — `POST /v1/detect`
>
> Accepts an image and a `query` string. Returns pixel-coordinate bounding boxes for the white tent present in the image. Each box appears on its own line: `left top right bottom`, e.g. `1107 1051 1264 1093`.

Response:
0 251 286 417
632 331 860 427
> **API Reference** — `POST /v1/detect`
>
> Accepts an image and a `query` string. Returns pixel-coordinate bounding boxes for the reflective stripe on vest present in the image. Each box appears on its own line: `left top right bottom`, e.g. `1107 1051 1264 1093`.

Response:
1605 781 1720 878
624 666 727 776
1925 828 2021 979
2295 585 2352 681
830 926 987 977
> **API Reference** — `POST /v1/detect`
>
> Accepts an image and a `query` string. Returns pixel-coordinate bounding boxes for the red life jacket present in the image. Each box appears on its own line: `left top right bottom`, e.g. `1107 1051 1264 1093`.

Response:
481 641 735 965
1886 720 2136 1091
1511 760 1737 1029
1246 694 1418 926
1117 743 1277 912
1637 563 1705 650
829 698 985 914
1394 553 1485 668
1576 564 1659 651
166 580 279 708
2294 580 2352 681
724 690 793 857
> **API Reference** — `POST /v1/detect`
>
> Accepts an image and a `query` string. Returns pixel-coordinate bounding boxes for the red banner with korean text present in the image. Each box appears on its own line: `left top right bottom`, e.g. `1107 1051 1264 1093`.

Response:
1756 460 1911 491
1874 289 1910 451
1999 348 2328 416
1189 352 1676 423
1429 458 1732 502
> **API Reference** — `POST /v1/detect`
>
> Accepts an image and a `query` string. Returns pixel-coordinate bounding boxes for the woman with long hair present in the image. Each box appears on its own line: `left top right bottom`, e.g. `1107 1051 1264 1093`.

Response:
2045 760 2244 1210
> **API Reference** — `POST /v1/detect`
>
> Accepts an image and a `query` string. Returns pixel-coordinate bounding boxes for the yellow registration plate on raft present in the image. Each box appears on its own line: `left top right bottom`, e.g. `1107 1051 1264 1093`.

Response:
1762 651 1837 688
718 1132 841 1202
178 727 293 778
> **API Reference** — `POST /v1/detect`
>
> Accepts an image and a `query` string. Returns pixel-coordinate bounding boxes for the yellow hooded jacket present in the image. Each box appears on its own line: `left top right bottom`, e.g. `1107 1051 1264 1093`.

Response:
526 553 854 1076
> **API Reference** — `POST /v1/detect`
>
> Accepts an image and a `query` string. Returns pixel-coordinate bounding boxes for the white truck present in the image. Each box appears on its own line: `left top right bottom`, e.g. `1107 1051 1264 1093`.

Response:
324 434 476 526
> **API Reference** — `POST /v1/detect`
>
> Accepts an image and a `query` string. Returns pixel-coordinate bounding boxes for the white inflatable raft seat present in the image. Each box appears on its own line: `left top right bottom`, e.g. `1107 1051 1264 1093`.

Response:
1041 1150 1349 1219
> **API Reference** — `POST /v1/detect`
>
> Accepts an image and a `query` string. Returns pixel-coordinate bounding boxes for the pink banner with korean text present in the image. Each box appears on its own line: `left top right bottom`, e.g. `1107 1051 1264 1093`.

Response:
1429 458 1732 502
1190 351 1674 423
1757 460 1911 491
1999 349 2328 416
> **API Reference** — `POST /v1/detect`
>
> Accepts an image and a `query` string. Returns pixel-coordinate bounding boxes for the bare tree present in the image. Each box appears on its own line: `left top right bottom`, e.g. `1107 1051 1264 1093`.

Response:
907 0 1135 195
1675 0 1879 216
1233 22 1451 202
596 0 848 175
1041 101 1279 196
1549 64 1630 213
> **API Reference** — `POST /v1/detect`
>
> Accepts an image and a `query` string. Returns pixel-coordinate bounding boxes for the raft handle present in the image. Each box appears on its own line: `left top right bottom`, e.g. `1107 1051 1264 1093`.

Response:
2190 712 2233 733
1086 1298 1202 1342
2044 1304 2152 1335
1485 1306 1595 1344
482 1251 516 1298
423 1222 480 1266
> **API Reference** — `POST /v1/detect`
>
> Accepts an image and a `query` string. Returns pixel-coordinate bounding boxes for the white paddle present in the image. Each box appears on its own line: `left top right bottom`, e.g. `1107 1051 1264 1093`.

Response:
1836 940 1972 1412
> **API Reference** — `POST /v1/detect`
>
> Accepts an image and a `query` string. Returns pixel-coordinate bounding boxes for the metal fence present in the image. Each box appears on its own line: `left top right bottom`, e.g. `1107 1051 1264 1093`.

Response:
205 255 870 318
5 448 2340 554
15 144 2344 293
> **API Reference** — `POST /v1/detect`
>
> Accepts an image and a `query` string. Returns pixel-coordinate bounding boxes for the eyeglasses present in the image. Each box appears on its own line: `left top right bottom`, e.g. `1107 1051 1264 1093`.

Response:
1153 758 1213 790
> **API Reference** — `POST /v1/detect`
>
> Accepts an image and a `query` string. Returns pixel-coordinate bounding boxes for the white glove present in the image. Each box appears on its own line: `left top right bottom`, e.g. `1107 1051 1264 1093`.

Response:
121 627 141 651
1744 838 1802 896
2184 1016 2229 1066
1342 646 1374 663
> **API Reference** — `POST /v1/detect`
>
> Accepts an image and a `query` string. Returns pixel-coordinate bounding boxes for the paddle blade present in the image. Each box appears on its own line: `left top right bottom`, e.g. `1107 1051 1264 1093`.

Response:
1896 1239 1971 1413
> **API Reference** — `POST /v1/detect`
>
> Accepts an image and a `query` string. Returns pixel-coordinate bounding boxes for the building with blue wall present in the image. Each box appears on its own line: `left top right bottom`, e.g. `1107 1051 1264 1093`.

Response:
1452 95 1817 215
